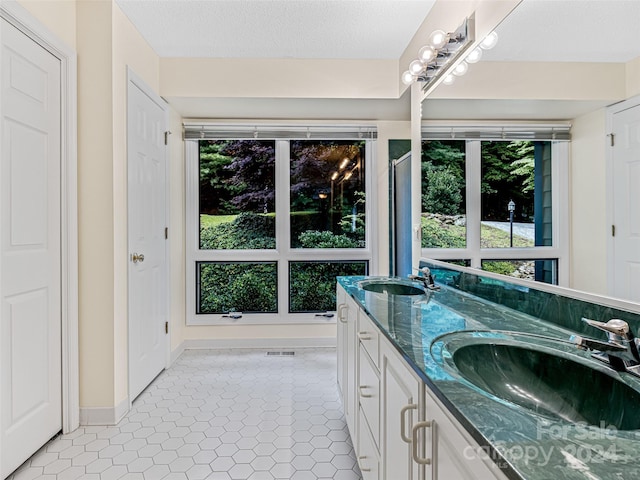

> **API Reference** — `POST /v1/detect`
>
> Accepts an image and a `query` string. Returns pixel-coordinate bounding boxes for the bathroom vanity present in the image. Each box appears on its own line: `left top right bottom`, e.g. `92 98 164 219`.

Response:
337 260 640 480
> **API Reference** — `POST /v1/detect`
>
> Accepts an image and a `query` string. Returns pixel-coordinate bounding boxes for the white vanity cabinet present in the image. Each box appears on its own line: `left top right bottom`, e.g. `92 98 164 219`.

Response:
337 283 509 480
380 336 423 480
419 389 508 480
336 284 359 439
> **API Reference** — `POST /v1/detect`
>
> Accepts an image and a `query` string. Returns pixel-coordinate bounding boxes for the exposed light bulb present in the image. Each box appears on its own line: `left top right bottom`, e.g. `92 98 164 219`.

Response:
418 45 436 64
465 47 483 64
409 60 424 76
429 30 448 49
331 172 338 181
452 61 468 76
401 70 415 85
480 31 498 50
442 74 455 86
339 158 349 170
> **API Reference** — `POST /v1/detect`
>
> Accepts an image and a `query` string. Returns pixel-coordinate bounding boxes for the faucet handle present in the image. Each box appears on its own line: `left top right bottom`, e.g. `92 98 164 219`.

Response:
581 318 630 337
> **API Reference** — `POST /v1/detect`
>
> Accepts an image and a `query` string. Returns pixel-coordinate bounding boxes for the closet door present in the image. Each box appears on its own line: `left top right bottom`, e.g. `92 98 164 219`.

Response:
1 18 62 477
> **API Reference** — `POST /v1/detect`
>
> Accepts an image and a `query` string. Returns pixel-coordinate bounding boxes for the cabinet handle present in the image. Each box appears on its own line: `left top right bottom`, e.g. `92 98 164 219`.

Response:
358 331 372 340
411 420 437 467
359 385 373 398
358 456 372 472
400 403 418 443
338 304 348 323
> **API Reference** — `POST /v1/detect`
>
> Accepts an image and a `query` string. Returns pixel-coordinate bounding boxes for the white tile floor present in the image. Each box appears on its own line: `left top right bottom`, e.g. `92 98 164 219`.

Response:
8 348 362 480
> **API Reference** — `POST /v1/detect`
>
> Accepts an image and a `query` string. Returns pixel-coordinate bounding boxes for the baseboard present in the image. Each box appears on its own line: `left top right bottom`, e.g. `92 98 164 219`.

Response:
79 397 129 426
170 341 186 365
178 337 336 352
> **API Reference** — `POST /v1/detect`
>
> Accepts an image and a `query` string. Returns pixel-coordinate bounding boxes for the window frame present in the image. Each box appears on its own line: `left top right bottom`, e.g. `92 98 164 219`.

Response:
186 137 376 325
419 138 570 286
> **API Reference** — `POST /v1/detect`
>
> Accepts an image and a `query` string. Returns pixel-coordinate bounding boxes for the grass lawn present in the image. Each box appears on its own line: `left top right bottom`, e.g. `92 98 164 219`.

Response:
200 214 237 227
480 224 534 248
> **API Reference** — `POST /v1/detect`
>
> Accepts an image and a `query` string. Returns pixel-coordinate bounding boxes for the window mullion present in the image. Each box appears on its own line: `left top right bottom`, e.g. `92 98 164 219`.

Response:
466 140 482 268
275 140 290 316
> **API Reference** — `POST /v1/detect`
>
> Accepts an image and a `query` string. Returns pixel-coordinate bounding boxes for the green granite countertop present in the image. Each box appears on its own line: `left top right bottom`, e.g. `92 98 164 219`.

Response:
338 275 640 480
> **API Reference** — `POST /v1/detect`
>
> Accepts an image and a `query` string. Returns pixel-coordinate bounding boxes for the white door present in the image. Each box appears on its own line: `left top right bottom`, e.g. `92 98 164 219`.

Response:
612 103 640 302
1 19 62 477
127 74 168 401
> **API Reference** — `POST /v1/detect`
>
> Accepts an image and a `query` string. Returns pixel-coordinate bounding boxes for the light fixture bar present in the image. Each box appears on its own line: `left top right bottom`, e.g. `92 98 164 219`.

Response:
420 17 475 98
401 16 482 99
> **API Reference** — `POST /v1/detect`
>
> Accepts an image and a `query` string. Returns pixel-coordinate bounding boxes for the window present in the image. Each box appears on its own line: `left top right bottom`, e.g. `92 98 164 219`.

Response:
421 140 466 249
186 126 375 324
420 126 569 285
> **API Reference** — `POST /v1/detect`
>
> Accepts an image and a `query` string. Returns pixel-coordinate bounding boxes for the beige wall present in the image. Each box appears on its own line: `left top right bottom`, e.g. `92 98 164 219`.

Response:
111 2 161 407
569 109 608 294
160 58 399 99
169 107 186 351
28 0 161 410
17 0 77 49
76 0 116 409
627 56 640 98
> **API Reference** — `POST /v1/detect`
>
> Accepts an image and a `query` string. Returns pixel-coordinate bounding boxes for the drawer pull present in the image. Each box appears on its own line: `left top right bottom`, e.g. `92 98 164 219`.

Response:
358 331 372 340
338 304 348 323
359 385 373 398
400 403 418 443
412 420 437 466
358 456 371 472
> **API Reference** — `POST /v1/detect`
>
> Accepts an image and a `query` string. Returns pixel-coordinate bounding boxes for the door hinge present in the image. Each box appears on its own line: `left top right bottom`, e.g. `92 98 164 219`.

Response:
164 131 171 145
164 227 168 239
612 225 616 237
165 321 169 334
608 133 615 147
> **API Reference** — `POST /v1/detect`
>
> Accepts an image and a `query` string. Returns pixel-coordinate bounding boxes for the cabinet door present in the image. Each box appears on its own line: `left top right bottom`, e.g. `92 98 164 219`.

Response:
358 407 380 480
380 338 423 480
345 293 359 438
336 285 360 443
421 390 507 480
336 285 348 397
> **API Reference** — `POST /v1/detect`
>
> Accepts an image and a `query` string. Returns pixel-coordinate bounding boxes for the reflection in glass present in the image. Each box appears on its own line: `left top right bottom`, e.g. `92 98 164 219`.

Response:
199 140 276 250
289 261 367 313
481 259 557 285
290 141 366 249
480 141 552 249
197 262 278 314
421 140 466 248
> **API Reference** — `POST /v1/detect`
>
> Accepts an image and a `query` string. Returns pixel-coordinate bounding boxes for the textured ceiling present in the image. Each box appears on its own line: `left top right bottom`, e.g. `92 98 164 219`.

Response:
115 0 437 59
115 0 640 63
484 0 640 63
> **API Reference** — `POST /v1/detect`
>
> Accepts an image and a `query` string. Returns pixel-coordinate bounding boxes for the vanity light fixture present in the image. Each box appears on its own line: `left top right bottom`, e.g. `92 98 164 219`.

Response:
401 16 499 94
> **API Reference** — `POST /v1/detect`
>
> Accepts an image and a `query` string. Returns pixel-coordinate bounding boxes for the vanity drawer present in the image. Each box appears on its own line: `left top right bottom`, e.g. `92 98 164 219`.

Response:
358 312 379 368
358 406 380 480
358 343 380 447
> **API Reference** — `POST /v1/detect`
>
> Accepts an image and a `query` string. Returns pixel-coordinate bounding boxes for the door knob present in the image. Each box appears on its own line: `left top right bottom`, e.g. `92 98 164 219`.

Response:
131 253 145 264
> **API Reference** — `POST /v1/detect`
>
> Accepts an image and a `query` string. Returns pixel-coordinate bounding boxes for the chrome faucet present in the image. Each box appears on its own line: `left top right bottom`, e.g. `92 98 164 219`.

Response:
570 317 640 377
408 267 441 291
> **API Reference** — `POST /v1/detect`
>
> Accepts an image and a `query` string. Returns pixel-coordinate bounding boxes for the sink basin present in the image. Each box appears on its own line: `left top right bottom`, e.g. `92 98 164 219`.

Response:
433 332 640 430
359 279 426 296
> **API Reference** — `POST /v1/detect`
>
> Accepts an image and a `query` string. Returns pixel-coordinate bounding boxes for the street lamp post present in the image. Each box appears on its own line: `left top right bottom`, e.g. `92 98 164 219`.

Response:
508 200 515 247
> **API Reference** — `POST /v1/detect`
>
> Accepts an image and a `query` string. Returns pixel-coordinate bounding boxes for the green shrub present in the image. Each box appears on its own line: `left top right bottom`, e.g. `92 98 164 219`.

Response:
422 162 463 215
298 230 359 249
200 212 275 249
289 262 366 312
421 217 466 249
482 261 517 277
199 263 278 313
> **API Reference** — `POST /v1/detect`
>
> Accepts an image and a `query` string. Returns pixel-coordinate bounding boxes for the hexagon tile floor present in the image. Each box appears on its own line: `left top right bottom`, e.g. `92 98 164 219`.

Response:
7 348 362 480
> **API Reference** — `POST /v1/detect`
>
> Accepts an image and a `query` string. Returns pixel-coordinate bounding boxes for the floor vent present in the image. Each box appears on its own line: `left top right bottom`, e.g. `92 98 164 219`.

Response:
266 351 295 356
